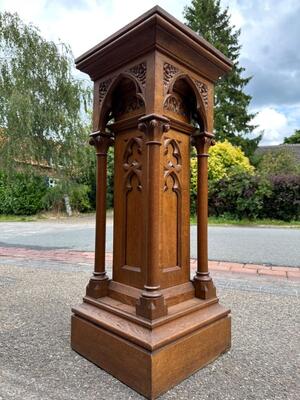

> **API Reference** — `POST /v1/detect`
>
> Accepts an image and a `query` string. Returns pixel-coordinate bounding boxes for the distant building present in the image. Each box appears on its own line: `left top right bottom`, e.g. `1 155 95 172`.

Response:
255 144 300 163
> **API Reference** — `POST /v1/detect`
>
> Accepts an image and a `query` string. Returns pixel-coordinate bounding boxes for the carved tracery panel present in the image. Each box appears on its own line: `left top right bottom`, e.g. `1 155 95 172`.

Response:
194 79 208 108
163 62 209 115
122 136 143 272
163 63 180 89
162 137 182 270
164 94 188 117
99 78 113 104
128 62 146 88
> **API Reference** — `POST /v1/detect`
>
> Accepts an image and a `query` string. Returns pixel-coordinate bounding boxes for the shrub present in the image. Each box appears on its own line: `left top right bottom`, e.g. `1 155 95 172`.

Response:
41 184 65 213
208 140 254 181
107 147 114 208
77 146 114 210
190 140 255 215
262 175 300 221
0 171 47 215
208 171 271 219
42 182 91 213
257 149 300 176
69 184 91 212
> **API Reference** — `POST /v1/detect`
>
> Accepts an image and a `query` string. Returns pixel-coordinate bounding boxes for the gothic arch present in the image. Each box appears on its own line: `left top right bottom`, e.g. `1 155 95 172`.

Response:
165 72 208 131
97 72 145 131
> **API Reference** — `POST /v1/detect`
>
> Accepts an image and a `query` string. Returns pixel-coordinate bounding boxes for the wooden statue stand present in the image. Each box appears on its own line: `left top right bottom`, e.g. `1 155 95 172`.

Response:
71 6 232 399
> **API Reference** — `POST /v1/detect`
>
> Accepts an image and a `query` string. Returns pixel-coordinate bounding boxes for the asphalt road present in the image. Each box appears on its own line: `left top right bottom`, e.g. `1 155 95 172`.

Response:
0 218 299 267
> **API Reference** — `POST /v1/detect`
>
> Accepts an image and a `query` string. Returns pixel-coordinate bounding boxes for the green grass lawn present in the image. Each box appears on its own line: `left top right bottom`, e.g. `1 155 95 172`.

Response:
0 214 42 222
205 216 300 227
0 213 299 227
189 214 300 227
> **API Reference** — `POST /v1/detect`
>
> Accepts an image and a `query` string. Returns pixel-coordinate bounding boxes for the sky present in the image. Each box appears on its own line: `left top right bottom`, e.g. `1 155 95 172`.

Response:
1 0 299 145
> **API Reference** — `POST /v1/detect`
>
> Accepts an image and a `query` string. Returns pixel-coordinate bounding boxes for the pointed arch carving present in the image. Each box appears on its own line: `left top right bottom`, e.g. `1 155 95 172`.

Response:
97 62 146 131
163 63 208 129
163 137 182 174
121 135 144 272
163 137 182 193
162 137 182 270
164 93 188 117
163 170 181 194
123 136 143 192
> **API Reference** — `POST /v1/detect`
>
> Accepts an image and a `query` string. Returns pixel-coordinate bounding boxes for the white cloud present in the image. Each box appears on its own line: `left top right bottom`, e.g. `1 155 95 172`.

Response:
251 107 299 145
221 0 245 29
0 0 47 20
0 0 186 57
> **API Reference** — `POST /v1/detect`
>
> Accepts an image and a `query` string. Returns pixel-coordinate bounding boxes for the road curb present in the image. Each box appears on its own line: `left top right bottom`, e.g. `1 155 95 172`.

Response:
0 247 299 280
205 260 300 280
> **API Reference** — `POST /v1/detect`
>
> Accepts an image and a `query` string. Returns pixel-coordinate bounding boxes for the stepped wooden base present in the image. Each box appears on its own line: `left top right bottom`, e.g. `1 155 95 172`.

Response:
71 287 231 399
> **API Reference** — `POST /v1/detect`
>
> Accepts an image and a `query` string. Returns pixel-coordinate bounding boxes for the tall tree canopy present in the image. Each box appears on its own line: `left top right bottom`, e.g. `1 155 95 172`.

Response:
0 12 91 177
283 129 300 144
184 0 260 155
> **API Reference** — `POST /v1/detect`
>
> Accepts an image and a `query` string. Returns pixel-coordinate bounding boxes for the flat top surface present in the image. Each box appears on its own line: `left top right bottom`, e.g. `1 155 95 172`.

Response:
1 260 298 399
0 218 299 267
75 5 232 68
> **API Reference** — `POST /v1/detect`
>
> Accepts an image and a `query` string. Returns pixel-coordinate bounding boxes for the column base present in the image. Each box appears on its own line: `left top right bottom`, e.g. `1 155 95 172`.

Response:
71 299 230 399
136 294 168 320
193 277 216 300
86 276 109 298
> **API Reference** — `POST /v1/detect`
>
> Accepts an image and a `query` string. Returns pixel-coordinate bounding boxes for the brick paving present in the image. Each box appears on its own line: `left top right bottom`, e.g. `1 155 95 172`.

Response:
0 246 299 280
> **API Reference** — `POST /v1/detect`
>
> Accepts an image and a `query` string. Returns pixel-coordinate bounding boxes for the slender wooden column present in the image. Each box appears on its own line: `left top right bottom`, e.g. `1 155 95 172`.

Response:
192 131 216 299
135 114 170 320
86 130 113 298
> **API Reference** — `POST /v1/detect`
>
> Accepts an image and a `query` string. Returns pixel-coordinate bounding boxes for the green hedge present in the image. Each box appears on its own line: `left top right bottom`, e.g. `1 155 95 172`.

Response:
0 171 92 215
0 171 47 215
205 173 300 222
1 168 299 221
263 175 300 221
41 182 91 213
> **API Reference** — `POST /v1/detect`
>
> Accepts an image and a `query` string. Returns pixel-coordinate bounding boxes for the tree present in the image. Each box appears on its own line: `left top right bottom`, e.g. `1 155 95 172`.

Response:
184 0 260 156
0 11 92 179
283 129 300 144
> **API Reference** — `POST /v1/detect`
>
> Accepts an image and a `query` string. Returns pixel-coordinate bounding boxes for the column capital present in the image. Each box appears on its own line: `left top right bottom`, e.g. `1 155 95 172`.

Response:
138 114 170 143
89 131 114 155
191 131 215 156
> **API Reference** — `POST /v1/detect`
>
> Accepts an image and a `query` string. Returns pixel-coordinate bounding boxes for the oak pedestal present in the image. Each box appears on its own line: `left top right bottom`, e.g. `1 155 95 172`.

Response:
71 6 233 399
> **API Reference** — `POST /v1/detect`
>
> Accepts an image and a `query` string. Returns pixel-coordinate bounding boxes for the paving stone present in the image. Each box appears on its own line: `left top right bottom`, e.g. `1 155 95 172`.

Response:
231 266 257 275
287 271 300 280
258 269 287 278
207 261 220 267
245 263 271 270
272 266 300 272
210 264 231 272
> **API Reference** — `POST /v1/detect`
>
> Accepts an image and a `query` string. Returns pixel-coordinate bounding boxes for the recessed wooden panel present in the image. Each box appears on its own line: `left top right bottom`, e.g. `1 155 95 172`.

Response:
113 130 145 288
160 129 190 288
125 173 143 271
161 174 179 269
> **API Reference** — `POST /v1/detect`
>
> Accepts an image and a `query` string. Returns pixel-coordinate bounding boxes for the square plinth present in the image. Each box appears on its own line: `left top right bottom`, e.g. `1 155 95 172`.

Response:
71 300 231 399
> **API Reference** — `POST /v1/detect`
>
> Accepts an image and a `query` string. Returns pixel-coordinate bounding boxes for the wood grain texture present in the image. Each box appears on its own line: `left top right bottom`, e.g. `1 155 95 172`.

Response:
71 5 232 398
71 310 231 399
